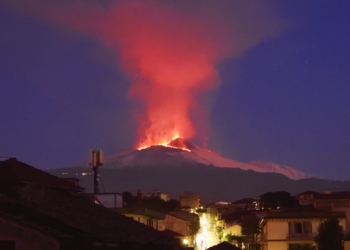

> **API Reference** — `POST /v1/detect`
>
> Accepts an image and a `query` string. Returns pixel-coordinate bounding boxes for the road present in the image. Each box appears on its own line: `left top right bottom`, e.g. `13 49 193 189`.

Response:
196 213 220 250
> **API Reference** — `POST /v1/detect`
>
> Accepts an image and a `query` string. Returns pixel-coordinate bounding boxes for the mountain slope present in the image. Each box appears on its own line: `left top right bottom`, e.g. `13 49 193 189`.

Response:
104 138 312 180
48 164 350 204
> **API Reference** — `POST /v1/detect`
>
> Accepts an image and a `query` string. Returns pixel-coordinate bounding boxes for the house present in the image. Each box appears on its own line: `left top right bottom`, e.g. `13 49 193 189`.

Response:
146 191 170 202
221 210 257 239
258 206 346 250
230 198 256 211
0 157 83 194
115 207 196 247
206 241 241 250
114 206 166 230
159 215 191 246
170 210 200 247
81 192 123 208
295 190 350 232
294 191 320 206
179 192 200 209
158 213 190 237
0 158 187 250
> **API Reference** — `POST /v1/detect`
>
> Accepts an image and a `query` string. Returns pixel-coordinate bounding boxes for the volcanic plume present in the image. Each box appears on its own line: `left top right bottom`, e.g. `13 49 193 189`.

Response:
2 0 283 149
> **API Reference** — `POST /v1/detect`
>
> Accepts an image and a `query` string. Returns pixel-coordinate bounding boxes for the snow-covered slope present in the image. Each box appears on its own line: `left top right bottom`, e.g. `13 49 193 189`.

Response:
104 138 312 180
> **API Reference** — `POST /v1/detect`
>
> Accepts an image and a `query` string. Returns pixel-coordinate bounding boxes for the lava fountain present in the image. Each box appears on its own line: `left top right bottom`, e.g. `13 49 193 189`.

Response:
137 137 194 152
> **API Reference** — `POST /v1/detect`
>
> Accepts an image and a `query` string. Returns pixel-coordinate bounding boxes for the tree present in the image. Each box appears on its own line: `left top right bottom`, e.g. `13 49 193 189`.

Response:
241 215 260 250
122 191 134 206
189 216 200 236
166 199 181 212
216 226 223 240
314 216 344 250
259 191 298 210
222 233 244 246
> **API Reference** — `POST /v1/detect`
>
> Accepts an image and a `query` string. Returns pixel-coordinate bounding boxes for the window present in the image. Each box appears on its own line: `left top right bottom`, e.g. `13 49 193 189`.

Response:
289 243 312 250
288 221 312 234
295 223 302 233
147 219 153 227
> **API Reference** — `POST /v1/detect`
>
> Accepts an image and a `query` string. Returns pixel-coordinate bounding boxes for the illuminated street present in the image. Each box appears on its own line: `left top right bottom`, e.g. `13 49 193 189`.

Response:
196 213 220 250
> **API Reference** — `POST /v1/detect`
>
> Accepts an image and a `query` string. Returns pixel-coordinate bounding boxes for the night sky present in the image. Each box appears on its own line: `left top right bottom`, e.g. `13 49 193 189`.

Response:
1 1 349 180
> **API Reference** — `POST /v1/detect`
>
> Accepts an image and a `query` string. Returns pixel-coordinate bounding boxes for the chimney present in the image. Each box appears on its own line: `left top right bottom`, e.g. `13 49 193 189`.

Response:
137 189 142 204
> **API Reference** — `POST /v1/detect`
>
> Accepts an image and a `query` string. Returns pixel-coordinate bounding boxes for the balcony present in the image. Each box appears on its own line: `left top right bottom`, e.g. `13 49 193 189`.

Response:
287 232 317 240
257 234 267 241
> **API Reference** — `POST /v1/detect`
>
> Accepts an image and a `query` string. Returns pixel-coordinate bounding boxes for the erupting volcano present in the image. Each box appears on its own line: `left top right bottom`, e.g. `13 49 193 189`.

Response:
107 138 313 180
11 0 282 151
137 137 195 152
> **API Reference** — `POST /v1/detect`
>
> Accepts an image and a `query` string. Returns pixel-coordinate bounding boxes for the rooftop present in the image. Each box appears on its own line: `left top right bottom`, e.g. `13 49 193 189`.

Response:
0 159 182 248
263 206 345 219
0 158 81 191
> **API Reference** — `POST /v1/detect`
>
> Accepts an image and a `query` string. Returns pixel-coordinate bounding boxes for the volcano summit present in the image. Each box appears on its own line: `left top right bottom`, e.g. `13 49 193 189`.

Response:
104 138 312 180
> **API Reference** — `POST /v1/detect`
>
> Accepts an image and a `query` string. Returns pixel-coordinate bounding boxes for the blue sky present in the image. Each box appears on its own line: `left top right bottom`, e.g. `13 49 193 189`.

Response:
1 1 350 180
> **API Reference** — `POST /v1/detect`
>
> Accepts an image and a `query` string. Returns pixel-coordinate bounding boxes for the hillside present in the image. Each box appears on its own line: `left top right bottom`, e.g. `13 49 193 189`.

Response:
48 164 350 204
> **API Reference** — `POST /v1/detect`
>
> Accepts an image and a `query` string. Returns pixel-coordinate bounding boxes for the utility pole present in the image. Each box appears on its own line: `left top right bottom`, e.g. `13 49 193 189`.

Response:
89 149 104 194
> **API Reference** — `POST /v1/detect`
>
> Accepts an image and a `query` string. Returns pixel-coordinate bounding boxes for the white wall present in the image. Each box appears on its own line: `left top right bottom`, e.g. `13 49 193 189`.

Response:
95 193 122 208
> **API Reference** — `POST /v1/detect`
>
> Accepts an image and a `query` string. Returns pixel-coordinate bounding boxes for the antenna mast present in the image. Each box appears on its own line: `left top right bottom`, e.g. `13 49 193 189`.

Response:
89 149 104 194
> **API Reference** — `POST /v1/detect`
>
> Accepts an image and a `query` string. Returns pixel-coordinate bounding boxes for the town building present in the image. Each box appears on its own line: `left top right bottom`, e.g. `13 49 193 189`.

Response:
179 192 200 209
146 191 170 202
114 207 165 230
81 192 123 208
258 206 346 250
0 158 188 250
221 210 256 239
295 190 350 232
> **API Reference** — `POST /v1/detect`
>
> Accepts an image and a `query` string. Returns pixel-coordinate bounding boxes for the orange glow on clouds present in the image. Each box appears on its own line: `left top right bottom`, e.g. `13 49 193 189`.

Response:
6 0 283 149
114 2 220 148
43 1 222 148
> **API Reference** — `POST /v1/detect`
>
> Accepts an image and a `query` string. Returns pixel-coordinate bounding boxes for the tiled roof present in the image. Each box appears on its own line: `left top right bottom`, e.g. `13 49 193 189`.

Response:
313 191 350 200
294 190 320 197
115 206 166 220
0 158 81 191
0 186 181 248
162 229 185 237
231 198 255 204
170 210 199 222
295 190 350 200
0 159 183 248
221 210 256 223
263 206 345 219
0 199 92 241
207 242 241 250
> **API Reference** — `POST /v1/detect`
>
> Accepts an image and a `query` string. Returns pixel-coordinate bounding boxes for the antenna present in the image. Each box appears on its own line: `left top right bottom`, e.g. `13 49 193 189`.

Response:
89 149 104 194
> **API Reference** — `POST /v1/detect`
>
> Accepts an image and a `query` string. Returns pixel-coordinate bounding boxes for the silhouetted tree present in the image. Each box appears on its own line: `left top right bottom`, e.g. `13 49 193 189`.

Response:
122 191 134 206
241 215 260 250
259 191 298 210
166 198 181 212
189 216 200 236
314 217 344 250
142 196 167 211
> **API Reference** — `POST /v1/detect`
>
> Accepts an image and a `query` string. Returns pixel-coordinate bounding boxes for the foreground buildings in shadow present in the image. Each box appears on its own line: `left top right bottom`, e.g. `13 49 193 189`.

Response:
0 158 190 250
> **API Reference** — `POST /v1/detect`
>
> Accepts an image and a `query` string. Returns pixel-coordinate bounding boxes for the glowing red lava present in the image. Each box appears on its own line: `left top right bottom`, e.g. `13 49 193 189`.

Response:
137 137 193 152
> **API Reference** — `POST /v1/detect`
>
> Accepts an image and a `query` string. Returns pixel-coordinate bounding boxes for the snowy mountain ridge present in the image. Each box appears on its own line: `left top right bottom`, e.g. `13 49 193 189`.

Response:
104 138 313 180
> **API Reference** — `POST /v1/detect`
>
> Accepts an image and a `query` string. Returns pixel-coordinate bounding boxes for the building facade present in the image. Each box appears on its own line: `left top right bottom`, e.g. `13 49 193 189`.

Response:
258 207 346 250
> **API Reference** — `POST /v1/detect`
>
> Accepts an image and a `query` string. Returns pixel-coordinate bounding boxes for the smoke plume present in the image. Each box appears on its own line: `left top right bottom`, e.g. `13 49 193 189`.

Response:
1 0 283 148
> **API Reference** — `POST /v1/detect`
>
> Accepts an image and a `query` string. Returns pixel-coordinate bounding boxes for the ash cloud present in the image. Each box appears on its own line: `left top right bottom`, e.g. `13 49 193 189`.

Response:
1 0 284 147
